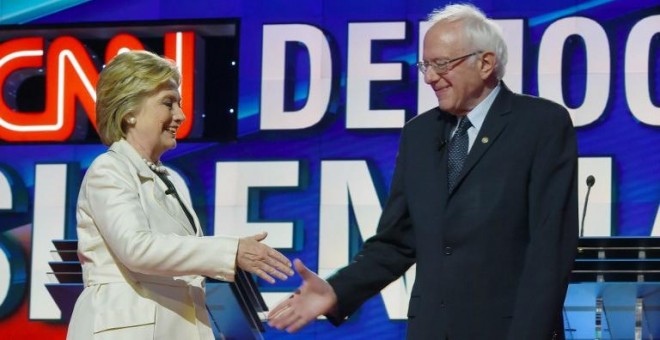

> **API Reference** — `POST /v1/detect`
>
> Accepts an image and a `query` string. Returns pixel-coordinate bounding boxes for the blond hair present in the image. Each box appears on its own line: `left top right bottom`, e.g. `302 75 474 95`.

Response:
95 50 181 145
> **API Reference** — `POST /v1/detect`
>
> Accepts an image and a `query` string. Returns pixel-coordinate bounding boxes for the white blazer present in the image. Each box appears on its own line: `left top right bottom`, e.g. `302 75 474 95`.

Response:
67 139 239 340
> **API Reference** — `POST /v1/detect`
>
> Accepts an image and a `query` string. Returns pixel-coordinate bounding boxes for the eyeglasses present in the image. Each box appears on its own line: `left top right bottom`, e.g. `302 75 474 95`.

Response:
416 52 479 75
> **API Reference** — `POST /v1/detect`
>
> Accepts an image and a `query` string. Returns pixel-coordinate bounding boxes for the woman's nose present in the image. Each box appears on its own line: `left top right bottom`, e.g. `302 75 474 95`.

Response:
174 104 186 123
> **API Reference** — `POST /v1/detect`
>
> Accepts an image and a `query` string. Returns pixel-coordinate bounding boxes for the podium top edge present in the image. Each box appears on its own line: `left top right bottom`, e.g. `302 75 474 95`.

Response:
578 237 660 247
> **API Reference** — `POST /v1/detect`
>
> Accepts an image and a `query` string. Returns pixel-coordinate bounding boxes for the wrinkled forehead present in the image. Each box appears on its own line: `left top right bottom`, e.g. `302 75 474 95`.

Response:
424 20 466 44
423 21 468 57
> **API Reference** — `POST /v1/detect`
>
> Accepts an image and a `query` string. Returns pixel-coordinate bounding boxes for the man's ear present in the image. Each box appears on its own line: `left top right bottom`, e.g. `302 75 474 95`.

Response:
479 51 496 80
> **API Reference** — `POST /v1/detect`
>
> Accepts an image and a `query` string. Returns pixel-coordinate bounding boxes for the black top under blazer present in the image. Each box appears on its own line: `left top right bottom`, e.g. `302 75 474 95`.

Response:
327 83 579 340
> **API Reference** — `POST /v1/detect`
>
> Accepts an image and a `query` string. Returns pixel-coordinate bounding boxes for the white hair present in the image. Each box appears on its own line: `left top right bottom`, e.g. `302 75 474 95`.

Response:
427 3 508 80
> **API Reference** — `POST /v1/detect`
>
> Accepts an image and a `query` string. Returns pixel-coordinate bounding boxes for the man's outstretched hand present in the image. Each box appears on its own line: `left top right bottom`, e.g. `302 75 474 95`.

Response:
268 259 338 333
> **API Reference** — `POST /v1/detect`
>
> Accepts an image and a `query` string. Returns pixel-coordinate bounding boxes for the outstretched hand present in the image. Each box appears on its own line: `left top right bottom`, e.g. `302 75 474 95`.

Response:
268 259 338 333
237 231 293 283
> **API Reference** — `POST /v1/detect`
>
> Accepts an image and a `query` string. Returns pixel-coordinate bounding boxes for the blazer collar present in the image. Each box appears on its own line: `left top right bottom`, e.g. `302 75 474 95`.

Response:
109 139 156 180
427 111 455 207
108 139 198 235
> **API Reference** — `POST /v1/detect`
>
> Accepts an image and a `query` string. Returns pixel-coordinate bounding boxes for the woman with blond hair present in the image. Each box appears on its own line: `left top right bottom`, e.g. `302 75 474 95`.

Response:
67 50 293 340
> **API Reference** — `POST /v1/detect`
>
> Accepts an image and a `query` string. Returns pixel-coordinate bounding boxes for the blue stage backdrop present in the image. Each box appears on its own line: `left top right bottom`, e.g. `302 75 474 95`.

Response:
0 0 658 339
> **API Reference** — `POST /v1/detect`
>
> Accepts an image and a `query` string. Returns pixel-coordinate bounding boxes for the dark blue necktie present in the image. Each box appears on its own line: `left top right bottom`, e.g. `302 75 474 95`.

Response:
447 117 472 192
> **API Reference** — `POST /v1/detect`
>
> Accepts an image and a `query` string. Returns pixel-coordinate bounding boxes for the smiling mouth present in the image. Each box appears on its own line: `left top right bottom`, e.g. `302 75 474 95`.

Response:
435 85 450 93
167 126 178 138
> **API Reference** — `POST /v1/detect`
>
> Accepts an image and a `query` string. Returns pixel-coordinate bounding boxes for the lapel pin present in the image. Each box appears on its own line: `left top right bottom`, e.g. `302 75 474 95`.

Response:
481 136 489 144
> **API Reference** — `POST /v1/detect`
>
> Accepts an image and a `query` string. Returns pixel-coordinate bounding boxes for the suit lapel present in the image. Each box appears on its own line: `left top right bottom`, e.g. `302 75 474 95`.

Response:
112 140 197 235
432 110 455 207
176 191 202 236
450 85 514 196
147 172 197 235
165 176 203 236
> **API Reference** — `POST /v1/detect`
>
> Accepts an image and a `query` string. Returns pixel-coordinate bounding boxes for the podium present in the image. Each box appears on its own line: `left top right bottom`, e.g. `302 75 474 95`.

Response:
206 269 268 340
565 237 660 339
47 240 268 340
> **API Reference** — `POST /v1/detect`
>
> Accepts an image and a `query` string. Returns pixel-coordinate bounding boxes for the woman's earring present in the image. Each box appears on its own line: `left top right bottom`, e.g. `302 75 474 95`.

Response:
127 116 136 125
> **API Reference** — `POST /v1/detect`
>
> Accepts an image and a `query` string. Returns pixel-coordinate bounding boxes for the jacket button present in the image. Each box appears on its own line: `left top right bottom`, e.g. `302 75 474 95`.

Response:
444 246 453 255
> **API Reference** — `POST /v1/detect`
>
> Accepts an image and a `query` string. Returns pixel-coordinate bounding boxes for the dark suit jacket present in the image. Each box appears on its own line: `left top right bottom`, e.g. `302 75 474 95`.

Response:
327 83 579 340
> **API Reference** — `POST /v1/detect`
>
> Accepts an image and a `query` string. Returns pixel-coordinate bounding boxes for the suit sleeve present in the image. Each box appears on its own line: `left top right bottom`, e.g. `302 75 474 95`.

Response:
508 104 579 339
326 128 417 324
80 156 239 282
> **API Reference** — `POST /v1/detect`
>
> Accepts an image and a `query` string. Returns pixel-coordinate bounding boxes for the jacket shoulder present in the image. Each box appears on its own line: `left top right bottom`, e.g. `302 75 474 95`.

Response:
509 92 573 130
512 93 569 117
87 150 127 170
404 107 445 131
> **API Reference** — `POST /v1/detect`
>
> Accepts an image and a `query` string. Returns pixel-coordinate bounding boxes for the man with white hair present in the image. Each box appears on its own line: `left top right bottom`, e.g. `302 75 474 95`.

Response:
269 4 578 339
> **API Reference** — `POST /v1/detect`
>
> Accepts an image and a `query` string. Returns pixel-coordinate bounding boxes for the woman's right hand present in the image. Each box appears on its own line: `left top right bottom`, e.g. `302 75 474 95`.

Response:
237 231 294 283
